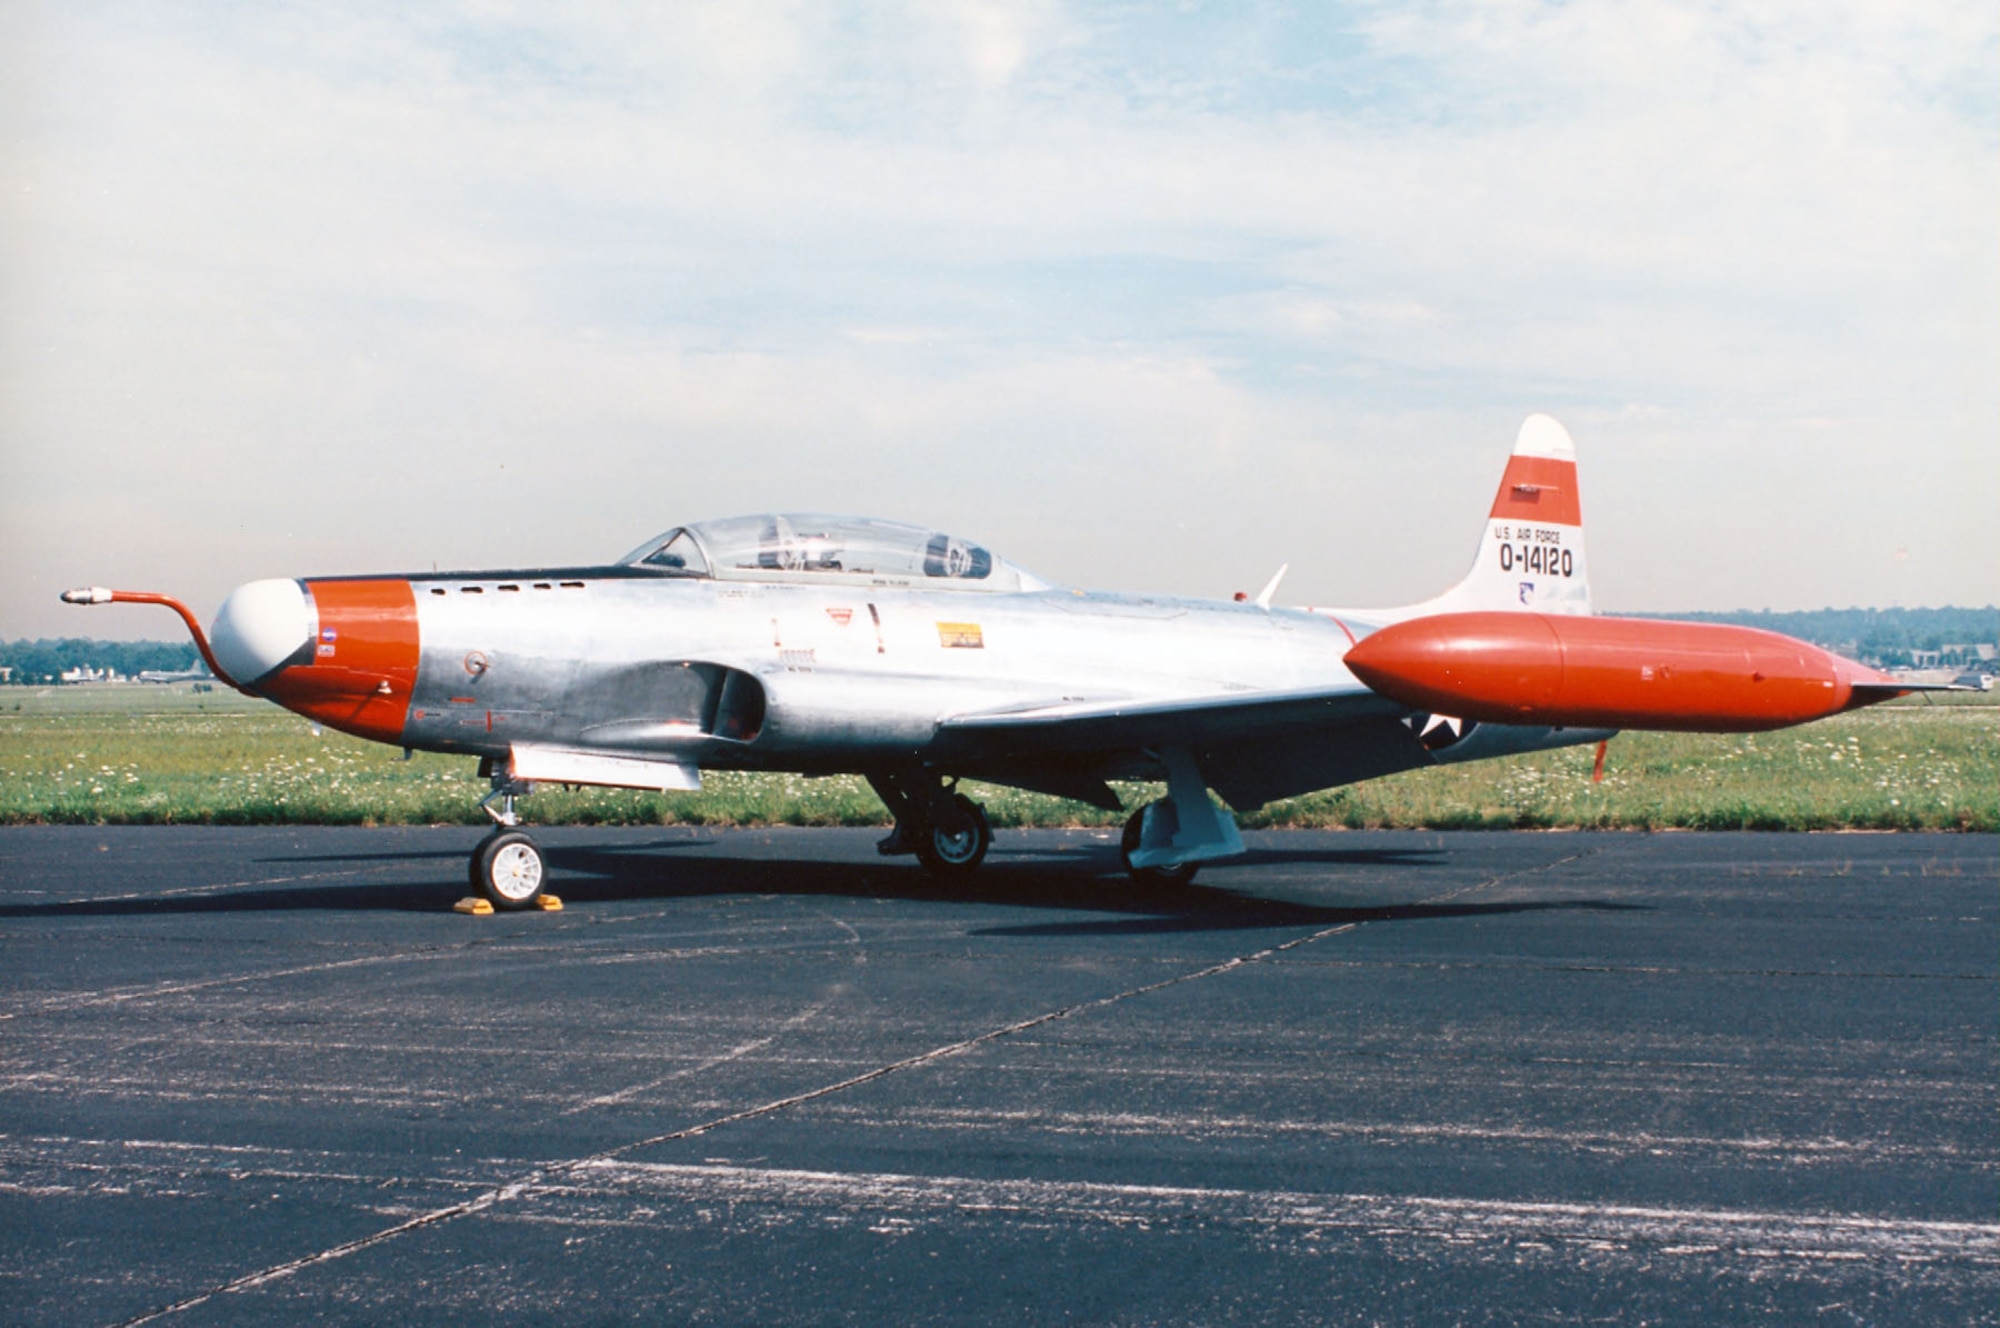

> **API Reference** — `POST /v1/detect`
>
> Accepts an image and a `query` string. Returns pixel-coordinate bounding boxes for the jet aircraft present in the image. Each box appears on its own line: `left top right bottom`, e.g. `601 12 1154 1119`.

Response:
66 416 1925 909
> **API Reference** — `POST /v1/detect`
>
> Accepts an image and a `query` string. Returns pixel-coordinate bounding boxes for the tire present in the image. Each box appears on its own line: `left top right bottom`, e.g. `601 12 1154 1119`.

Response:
473 829 547 910
1120 805 1199 886
915 794 991 875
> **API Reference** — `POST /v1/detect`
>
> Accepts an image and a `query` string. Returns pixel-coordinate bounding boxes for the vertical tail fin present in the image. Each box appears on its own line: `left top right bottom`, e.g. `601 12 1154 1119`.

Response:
1399 414 1592 619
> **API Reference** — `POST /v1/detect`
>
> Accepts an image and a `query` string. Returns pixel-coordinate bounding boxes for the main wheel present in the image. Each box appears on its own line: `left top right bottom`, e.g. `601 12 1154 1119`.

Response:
473 828 547 910
915 794 991 875
1120 805 1200 885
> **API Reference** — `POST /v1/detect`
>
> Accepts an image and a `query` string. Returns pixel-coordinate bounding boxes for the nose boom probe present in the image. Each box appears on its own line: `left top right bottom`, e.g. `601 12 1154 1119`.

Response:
60 587 245 691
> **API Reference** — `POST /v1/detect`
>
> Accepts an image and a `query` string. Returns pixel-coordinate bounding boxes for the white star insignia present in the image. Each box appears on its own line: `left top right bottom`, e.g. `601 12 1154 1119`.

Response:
1420 712 1463 740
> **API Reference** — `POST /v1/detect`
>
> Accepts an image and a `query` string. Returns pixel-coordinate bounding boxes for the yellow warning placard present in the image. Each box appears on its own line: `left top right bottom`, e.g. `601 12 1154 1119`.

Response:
936 622 984 649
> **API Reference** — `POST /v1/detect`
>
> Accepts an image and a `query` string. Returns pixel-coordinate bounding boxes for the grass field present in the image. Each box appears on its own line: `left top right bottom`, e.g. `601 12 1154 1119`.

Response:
1 683 1994 831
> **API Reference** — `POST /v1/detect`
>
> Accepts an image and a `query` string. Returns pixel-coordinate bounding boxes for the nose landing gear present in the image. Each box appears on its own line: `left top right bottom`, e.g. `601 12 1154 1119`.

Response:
469 774 549 910
472 828 547 909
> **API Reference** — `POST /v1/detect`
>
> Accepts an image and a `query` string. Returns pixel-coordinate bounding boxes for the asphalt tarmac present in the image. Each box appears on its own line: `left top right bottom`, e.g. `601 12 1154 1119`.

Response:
0 826 1993 1325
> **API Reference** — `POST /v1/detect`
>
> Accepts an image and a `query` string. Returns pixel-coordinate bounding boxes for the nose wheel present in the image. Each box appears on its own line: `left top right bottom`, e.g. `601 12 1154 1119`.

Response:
471 828 547 910
468 772 551 910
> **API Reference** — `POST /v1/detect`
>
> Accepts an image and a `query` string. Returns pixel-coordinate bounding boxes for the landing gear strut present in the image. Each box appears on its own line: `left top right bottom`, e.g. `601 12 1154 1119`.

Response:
868 771 992 876
1117 746 1243 885
469 773 548 910
1120 804 1201 886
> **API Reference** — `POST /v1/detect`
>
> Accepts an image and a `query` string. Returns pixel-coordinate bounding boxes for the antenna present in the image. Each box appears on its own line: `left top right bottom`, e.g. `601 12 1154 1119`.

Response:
1253 564 1288 610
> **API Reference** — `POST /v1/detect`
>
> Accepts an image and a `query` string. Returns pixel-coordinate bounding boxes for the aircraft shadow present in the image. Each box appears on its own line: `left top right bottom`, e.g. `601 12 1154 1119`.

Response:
253 840 1446 872
252 848 479 865
1226 846 1447 868
255 836 721 868
0 881 470 917
534 843 1646 936
974 895 1645 938
1 840 1644 934
535 844 1480 928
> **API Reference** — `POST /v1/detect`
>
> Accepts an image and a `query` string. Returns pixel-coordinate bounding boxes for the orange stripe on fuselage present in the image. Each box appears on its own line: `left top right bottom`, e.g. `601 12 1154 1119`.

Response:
259 579 419 746
1489 455 1581 527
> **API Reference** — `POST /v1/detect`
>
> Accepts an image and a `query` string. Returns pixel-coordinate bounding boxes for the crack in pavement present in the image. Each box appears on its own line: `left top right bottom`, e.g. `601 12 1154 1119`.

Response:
108 850 1594 1327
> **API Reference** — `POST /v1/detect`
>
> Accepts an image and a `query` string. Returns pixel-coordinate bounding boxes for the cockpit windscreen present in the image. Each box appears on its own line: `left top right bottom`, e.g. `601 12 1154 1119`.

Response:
621 514 1044 592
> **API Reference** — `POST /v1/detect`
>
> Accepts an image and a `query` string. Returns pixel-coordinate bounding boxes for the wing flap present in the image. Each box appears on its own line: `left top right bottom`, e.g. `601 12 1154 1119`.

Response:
1197 716 1435 810
934 685 1425 811
933 685 1404 760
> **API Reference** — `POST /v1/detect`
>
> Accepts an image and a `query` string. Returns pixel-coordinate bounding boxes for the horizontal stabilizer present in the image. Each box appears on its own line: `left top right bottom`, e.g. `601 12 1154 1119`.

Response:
1848 680 1971 697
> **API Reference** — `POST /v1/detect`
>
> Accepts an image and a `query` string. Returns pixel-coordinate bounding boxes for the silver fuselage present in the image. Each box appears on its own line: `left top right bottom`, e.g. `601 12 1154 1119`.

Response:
400 573 1373 773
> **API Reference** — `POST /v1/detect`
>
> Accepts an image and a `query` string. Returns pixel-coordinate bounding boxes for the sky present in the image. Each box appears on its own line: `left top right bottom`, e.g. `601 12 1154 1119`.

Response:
3 1 1995 641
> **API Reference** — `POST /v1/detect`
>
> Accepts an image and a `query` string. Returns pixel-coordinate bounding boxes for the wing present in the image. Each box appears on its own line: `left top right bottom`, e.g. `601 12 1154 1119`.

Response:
931 685 1435 811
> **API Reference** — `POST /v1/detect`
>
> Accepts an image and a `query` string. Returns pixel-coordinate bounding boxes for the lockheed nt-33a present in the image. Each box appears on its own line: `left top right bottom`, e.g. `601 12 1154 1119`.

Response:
66 416 1923 909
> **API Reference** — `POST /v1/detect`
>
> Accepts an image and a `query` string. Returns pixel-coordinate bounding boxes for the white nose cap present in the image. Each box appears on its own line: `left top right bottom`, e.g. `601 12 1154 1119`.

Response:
210 578 313 683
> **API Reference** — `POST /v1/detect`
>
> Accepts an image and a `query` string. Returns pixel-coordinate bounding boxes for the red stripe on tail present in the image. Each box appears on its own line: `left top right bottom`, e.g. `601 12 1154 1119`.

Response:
1489 455 1581 526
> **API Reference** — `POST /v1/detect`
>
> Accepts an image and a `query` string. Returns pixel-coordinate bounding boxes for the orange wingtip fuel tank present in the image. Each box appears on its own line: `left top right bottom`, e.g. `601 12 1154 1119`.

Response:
257 579 419 746
1344 612 1904 732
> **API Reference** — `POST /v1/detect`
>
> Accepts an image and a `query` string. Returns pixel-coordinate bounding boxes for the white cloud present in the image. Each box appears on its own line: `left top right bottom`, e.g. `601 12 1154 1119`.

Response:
3 0 1995 639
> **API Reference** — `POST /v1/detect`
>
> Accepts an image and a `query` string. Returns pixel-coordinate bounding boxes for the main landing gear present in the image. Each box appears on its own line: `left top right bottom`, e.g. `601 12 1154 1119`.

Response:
1120 804 1201 886
1115 747 1245 886
868 771 993 876
870 749 1245 887
469 777 550 910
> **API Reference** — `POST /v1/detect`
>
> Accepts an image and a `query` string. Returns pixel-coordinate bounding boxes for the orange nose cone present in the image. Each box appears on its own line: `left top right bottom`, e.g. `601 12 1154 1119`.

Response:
258 579 419 745
1347 612 1859 733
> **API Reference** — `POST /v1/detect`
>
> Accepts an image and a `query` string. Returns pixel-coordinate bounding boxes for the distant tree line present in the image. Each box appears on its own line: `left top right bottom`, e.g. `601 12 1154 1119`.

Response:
1630 606 2000 668
5 608 1996 683
0 638 205 684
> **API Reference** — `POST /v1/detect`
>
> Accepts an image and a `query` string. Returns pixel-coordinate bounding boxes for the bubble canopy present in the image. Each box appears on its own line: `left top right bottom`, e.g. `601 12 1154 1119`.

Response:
619 515 1051 592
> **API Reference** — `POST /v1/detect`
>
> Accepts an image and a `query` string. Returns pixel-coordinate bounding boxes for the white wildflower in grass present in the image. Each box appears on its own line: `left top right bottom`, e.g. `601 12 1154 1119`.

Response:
1 685 1995 829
